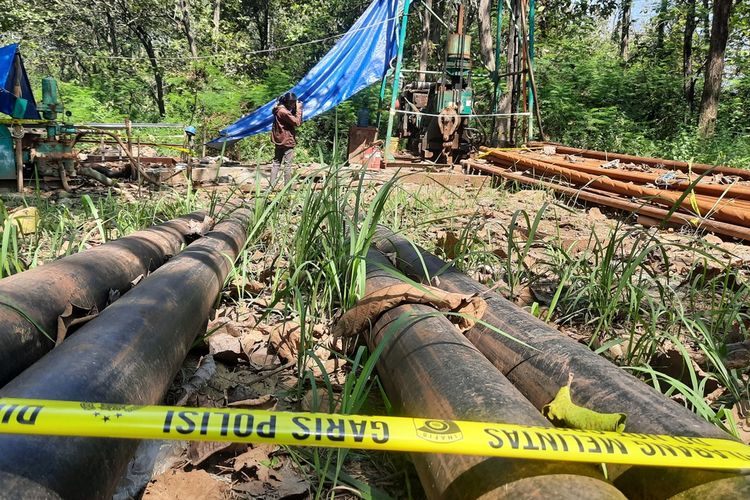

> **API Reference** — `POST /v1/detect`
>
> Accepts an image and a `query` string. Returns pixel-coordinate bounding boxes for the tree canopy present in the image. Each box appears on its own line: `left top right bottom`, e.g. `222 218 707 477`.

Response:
0 0 747 164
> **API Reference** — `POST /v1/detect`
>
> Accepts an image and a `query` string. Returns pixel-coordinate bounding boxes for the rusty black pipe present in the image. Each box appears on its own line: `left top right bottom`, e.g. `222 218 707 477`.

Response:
373 228 750 498
364 249 624 499
0 212 209 388
0 212 249 499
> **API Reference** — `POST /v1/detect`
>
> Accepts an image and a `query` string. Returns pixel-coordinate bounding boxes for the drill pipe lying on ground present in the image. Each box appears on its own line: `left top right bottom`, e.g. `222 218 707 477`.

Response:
519 151 750 202
0 211 210 388
482 149 750 227
464 160 750 242
527 142 750 182
0 211 249 500
363 249 624 500
373 228 750 499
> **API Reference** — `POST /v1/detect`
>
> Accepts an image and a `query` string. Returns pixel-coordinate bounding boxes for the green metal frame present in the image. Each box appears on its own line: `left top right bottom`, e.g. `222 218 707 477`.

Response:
527 0 536 141
383 0 536 153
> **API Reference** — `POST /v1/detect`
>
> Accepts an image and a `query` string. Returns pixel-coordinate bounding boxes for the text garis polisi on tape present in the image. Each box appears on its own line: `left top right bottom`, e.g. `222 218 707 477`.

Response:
0 398 749 471
161 409 390 444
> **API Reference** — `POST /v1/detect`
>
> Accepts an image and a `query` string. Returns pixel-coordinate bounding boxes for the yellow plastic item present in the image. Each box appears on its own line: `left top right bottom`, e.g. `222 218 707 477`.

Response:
8 207 39 235
0 397 748 470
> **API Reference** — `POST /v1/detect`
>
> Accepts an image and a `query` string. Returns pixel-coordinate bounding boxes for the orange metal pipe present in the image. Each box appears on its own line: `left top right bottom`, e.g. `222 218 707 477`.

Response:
528 142 750 181
521 151 750 202
492 153 750 211
465 160 750 241
481 148 750 227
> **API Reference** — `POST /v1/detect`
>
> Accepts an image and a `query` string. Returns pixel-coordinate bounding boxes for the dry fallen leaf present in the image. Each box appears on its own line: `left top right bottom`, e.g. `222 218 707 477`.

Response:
56 302 99 345
233 443 278 472
332 283 487 338
143 470 229 500
187 441 243 466
207 333 246 364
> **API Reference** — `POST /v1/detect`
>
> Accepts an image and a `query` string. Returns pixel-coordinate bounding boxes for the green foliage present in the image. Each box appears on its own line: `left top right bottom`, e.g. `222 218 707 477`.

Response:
57 83 125 123
537 11 749 167
2 0 746 167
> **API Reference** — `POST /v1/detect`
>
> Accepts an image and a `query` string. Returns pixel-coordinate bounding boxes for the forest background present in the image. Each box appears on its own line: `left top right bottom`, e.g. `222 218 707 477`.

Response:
0 0 747 166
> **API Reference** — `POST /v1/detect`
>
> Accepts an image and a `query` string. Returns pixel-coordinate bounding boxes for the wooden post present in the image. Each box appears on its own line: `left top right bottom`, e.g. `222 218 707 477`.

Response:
125 117 134 178
137 137 142 197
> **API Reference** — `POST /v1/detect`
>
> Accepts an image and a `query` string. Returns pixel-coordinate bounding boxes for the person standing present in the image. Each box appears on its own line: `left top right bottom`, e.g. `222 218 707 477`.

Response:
270 92 303 186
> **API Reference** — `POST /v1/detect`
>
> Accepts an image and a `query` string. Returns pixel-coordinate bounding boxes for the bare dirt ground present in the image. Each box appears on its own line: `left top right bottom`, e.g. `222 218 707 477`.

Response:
18 167 745 499
134 174 748 498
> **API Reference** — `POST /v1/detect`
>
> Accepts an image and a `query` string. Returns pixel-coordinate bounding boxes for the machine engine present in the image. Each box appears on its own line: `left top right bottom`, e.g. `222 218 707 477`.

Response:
397 32 475 165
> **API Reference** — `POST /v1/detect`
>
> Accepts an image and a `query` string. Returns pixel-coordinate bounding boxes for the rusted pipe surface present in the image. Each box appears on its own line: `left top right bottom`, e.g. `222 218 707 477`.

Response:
0 211 249 499
520 150 750 202
372 229 749 498
467 160 750 241
0 212 209 388
364 249 623 499
527 142 750 181
483 149 750 227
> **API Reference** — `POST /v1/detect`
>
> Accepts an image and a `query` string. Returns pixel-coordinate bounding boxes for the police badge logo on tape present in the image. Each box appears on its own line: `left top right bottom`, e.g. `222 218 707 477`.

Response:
414 419 463 443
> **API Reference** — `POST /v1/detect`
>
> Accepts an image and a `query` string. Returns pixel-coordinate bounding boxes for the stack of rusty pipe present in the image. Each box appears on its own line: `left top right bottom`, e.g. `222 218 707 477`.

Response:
0 212 210 388
526 142 750 181
363 249 624 499
0 210 250 499
470 146 750 241
464 161 750 242
372 227 750 499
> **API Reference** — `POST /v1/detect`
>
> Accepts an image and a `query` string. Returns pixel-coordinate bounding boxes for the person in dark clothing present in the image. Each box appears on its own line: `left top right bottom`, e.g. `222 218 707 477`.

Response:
270 92 303 186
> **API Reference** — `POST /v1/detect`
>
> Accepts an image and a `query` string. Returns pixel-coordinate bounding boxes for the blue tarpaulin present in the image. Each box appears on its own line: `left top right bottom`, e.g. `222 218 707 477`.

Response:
209 0 400 145
0 44 40 119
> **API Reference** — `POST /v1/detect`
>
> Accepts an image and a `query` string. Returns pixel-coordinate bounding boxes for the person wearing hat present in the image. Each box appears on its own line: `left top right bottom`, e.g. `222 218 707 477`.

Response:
270 92 303 186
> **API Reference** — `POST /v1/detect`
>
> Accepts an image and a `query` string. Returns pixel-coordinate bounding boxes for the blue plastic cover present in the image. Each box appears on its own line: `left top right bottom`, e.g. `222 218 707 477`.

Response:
0 44 40 119
209 0 400 145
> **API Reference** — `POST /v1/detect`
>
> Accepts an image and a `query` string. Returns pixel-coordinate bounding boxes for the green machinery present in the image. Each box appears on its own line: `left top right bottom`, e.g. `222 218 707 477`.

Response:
396 6 475 165
0 76 76 189
384 0 540 161
0 125 15 180
34 77 77 179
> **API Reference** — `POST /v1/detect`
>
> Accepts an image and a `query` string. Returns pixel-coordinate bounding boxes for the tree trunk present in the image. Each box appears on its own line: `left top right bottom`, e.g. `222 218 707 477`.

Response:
134 26 166 117
702 0 710 33
178 0 198 58
105 10 119 56
478 0 496 73
683 0 697 114
418 0 432 82
698 0 732 137
256 3 272 50
620 0 632 60
213 0 221 38
430 0 446 57
656 0 669 51
266 3 273 50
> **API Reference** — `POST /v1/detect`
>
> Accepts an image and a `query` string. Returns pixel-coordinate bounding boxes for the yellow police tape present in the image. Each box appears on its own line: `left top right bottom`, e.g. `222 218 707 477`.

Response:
1 397 749 471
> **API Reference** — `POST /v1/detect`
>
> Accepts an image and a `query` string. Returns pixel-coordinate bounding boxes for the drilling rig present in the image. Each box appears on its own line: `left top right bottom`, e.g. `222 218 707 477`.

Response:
395 4 476 165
